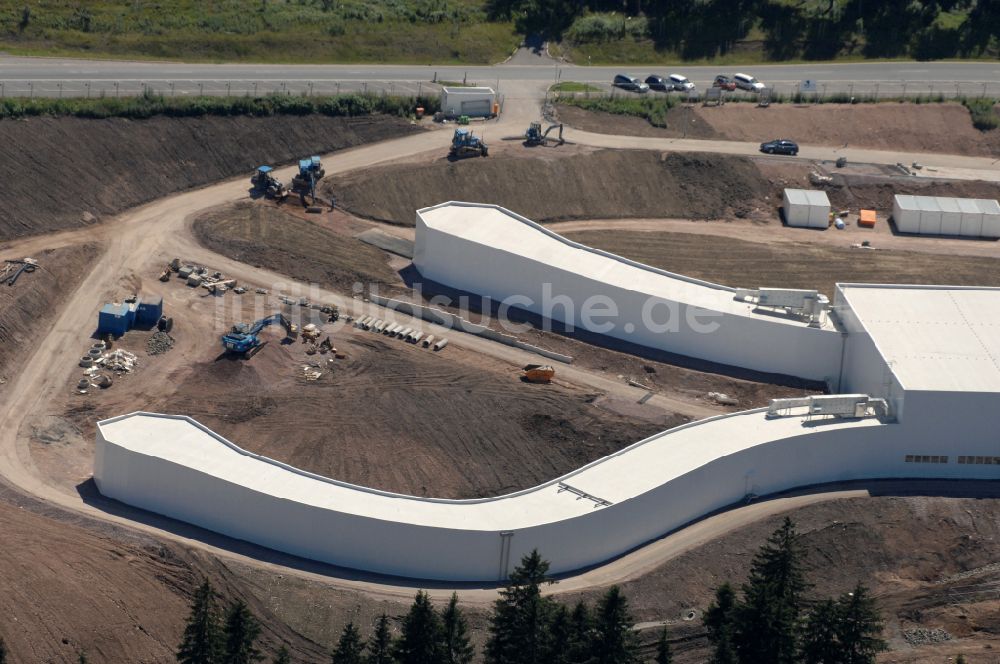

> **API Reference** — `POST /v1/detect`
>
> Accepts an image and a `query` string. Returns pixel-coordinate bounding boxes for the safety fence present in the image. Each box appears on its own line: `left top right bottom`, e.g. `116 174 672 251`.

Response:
553 79 1000 102
0 78 438 99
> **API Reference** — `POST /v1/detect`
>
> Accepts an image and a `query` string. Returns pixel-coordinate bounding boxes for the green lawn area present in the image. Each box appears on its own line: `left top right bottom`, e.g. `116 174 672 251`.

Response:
550 81 602 92
0 0 519 64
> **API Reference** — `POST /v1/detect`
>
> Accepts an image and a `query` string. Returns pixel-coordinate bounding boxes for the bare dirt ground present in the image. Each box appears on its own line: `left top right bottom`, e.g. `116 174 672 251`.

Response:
564 229 1000 300
329 150 770 225
193 201 401 294
556 102 1000 156
0 114 419 242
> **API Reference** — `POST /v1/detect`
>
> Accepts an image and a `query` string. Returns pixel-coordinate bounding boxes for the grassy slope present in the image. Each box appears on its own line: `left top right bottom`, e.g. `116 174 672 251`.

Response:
0 0 518 64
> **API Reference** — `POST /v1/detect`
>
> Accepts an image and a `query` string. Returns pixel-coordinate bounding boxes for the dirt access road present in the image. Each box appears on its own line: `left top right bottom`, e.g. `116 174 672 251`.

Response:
3 81 1000 608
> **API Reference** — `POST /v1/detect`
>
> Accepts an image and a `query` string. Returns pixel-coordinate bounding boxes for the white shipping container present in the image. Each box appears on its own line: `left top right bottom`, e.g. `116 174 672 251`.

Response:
782 188 830 228
937 197 962 235
893 195 920 233
980 198 1000 238
916 196 943 235
958 198 984 237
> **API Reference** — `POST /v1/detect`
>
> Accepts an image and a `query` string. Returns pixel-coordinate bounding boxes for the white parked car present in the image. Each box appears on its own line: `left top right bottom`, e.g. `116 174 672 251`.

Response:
668 74 696 92
734 73 765 92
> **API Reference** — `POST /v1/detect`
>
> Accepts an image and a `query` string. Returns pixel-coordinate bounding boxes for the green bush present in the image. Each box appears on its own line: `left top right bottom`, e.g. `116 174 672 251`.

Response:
962 97 1000 131
0 92 440 121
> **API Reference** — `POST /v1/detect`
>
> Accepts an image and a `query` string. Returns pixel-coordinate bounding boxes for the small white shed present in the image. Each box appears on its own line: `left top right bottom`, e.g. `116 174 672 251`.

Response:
782 188 830 228
440 86 496 118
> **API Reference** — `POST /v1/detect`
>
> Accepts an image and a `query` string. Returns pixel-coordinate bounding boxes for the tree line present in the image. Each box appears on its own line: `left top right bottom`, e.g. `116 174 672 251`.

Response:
164 518 894 664
487 0 1000 61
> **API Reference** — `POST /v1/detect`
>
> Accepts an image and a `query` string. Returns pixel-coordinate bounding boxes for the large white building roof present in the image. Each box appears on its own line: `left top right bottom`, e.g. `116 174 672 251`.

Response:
417 202 826 328
839 284 1000 392
98 411 879 531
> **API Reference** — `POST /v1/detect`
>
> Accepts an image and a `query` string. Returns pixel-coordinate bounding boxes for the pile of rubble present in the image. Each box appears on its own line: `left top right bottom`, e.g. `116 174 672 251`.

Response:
146 331 175 355
104 349 138 373
902 627 952 646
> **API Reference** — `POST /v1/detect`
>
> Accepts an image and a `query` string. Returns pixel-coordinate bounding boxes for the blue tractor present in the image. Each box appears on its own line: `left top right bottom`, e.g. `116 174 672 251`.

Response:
221 313 299 358
250 165 288 200
449 128 488 159
292 156 325 192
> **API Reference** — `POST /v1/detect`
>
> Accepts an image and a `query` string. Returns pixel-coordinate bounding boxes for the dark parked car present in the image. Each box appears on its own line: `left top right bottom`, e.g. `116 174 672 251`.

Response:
760 139 799 156
645 75 670 91
712 75 737 91
613 74 649 93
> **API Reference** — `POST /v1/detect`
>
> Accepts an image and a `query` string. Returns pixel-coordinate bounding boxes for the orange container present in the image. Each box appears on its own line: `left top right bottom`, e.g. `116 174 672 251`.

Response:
859 209 877 228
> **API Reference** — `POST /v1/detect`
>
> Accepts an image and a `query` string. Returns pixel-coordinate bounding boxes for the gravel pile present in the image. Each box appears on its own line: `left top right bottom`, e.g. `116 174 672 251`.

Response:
902 627 952 646
146 331 175 355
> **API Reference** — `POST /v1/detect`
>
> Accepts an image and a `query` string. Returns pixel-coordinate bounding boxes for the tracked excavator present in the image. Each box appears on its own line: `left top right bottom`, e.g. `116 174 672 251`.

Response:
524 122 564 147
221 313 299 358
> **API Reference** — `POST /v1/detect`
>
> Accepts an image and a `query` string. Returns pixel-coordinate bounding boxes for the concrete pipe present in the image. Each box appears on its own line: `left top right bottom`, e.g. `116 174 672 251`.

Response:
79 357 94 367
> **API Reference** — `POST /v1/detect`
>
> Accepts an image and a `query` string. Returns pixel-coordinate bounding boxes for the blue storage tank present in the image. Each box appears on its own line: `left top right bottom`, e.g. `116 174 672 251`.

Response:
136 296 163 327
97 302 131 337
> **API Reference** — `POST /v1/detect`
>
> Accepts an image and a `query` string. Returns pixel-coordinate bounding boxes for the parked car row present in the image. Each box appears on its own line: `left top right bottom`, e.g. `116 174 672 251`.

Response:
612 72 766 94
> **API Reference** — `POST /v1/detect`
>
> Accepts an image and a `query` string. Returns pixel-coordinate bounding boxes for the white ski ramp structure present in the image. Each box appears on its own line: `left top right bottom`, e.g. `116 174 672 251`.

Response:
94 204 1000 582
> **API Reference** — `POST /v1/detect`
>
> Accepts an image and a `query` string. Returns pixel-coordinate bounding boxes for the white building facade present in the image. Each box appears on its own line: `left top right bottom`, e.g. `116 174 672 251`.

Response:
94 222 1000 582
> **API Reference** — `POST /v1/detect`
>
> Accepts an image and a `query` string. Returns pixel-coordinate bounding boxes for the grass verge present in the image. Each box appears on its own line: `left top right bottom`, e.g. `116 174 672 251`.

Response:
0 91 440 121
552 94 678 127
550 82 603 93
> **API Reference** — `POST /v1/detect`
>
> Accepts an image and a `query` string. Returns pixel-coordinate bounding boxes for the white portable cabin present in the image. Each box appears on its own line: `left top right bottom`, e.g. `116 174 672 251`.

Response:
440 86 496 118
893 194 1000 238
782 188 830 228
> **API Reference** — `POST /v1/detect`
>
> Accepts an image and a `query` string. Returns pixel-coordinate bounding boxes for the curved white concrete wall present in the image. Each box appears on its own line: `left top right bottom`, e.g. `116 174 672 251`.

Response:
94 410 1000 582
413 202 843 382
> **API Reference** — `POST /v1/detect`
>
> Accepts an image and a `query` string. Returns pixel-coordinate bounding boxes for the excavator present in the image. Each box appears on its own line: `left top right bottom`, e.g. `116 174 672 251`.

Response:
524 122 564 147
221 313 299 358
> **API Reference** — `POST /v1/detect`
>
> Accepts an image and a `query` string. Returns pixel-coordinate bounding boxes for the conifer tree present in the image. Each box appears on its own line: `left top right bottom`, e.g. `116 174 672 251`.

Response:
544 604 572 664
654 627 673 664
365 614 393 664
0 637 6 664
395 591 445 664
734 518 809 664
222 600 263 664
565 601 593 664
703 583 738 664
591 586 637 664
442 593 475 664
800 599 841 664
273 645 291 664
177 579 224 664
485 550 556 664
331 622 365 664
837 584 887 664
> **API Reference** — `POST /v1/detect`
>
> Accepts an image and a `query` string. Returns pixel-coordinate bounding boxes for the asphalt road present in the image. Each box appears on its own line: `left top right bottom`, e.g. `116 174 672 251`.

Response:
3 53 1000 98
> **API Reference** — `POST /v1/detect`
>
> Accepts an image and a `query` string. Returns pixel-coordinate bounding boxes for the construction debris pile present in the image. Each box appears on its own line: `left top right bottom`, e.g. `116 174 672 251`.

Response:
1 257 38 286
146 331 175 355
76 342 139 392
103 349 139 374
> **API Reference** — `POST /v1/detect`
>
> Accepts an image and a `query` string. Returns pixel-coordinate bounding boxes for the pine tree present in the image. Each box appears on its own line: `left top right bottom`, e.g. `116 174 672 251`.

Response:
703 583 738 664
837 584 887 664
395 590 445 664
734 518 809 664
331 622 365 664
222 600 263 664
591 586 638 664
365 614 393 664
565 601 593 664
78 652 89 664
177 578 224 664
0 638 7 664
273 645 291 664
800 599 841 664
485 550 556 664
544 603 572 664
654 627 673 664
442 593 475 664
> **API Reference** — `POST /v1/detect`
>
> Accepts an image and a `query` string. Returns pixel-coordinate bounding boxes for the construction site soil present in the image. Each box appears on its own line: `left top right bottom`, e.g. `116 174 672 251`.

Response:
0 114 418 242
556 102 1000 156
566 229 1000 300
328 150 770 224
0 243 102 378
193 201 401 293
